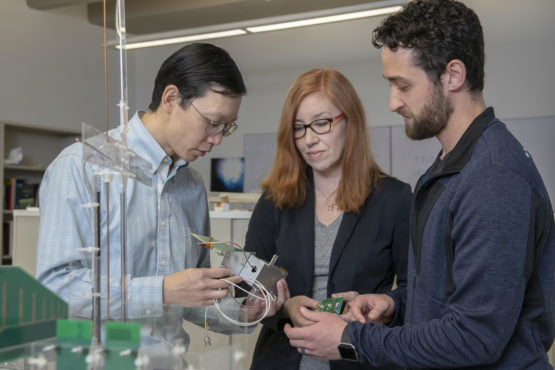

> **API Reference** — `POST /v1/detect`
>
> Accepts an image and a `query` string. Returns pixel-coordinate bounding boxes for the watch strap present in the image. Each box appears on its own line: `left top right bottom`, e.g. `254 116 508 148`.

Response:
338 324 359 362
341 325 352 344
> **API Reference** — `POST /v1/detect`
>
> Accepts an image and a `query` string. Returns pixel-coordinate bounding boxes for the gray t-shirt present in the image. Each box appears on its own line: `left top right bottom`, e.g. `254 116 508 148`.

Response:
299 213 343 370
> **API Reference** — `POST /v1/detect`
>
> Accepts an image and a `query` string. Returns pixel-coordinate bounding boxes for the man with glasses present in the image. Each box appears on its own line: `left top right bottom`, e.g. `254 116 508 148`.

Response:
36 43 249 320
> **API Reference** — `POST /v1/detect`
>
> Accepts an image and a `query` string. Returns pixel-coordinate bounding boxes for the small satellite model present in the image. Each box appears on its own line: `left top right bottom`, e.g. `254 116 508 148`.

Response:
191 233 287 296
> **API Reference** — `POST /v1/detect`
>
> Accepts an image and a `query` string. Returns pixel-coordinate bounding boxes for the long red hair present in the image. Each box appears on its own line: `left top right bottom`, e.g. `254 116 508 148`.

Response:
261 69 383 212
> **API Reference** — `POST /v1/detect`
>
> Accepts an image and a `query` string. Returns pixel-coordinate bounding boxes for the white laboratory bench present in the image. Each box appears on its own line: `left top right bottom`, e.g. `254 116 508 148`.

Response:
8 208 254 276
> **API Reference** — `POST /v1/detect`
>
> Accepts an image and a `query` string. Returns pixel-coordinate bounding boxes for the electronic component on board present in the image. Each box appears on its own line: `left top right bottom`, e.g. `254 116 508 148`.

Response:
316 297 345 314
220 250 287 297
192 233 288 296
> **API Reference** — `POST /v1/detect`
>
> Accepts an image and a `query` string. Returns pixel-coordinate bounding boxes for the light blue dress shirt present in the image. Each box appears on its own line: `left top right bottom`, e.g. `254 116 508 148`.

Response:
36 112 210 320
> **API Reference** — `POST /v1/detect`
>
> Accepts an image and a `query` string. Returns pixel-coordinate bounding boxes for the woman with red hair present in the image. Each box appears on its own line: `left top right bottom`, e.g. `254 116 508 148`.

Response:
245 69 410 370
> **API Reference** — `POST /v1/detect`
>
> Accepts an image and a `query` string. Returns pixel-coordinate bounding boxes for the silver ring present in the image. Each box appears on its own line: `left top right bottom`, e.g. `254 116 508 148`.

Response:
300 347 306 356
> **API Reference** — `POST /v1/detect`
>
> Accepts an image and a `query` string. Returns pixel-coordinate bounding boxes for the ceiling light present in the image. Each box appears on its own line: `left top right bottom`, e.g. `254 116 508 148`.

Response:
111 2 404 50
117 29 247 50
246 6 402 33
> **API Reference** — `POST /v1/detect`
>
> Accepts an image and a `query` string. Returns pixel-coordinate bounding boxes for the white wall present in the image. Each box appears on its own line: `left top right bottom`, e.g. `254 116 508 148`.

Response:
2 0 554 186
0 0 120 131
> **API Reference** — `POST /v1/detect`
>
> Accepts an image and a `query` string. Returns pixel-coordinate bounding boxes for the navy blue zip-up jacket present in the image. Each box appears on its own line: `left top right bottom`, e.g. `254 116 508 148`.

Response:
349 108 555 369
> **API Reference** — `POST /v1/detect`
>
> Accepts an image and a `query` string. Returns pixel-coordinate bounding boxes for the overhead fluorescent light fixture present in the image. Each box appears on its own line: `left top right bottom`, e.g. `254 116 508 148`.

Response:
118 29 247 50
246 6 402 33
113 3 403 50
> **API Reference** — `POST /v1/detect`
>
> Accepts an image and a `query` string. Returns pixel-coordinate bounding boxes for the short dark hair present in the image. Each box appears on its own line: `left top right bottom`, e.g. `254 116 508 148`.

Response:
148 43 246 111
372 0 485 93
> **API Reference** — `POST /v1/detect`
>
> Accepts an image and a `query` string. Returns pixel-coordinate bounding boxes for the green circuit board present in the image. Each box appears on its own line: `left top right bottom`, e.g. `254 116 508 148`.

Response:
316 297 345 314
0 266 68 360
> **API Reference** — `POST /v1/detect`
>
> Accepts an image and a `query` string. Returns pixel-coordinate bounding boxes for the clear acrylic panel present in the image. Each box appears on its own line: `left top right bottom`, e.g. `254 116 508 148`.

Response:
81 122 152 187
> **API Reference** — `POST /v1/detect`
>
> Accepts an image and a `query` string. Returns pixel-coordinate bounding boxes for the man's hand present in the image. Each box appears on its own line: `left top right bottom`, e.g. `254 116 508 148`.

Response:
162 267 242 307
331 290 359 314
283 295 319 327
284 307 347 360
349 293 395 324
243 279 290 322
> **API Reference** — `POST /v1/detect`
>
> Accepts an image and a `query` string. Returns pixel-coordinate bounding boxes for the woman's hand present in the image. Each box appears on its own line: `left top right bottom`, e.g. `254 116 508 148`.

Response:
283 295 319 327
242 279 290 322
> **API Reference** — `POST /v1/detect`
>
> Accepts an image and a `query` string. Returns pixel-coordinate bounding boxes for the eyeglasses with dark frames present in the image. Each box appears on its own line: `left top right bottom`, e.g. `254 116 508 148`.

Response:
190 102 238 137
293 112 345 139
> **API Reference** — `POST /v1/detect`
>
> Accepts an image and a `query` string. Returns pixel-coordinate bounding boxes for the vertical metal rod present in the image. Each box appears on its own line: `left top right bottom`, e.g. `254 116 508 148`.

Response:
105 182 110 321
92 190 102 344
103 0 109 134
116 0 130 323
120 190 127 322
102 0 111 323
116 0 129 139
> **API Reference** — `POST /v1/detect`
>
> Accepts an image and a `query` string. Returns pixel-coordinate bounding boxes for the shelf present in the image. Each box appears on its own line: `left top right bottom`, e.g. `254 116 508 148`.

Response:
208 192 260 204
209 210 252 219
12 208 39 217
2 121 80 136
1 121 79 268
4 164 46 172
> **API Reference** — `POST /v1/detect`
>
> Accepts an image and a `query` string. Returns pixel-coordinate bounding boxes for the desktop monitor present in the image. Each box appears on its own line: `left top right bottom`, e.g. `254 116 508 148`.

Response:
210 157 245 193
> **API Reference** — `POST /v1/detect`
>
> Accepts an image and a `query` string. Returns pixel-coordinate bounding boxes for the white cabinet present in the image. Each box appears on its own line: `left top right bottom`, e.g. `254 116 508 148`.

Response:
12 208 40 276
208 210 251 269
209 211 251 246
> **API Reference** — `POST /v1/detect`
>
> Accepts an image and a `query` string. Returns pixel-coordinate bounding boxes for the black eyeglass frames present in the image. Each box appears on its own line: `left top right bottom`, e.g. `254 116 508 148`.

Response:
293 112 345 139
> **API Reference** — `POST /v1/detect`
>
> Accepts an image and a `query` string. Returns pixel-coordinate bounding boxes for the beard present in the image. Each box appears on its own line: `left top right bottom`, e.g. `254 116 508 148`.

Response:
404 84 453 140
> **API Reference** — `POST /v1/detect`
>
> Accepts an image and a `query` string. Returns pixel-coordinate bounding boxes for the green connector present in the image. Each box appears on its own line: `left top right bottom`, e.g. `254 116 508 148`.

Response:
56 319 92 345
55 319 92 370
104 321 141 370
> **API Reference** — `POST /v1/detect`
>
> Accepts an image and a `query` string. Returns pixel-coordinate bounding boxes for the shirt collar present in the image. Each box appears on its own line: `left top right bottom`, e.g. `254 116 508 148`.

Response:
439 107 495 175
126 111 189 175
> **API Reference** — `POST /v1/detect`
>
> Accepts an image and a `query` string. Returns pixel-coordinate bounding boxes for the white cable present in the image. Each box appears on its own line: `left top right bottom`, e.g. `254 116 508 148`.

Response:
213 276 276 327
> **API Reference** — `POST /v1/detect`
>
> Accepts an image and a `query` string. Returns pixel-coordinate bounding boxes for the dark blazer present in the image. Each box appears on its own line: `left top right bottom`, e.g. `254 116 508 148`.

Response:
245 175 411 370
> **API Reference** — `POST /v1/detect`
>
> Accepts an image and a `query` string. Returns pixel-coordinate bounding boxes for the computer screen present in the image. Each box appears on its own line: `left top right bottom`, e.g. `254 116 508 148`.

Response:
210 157 245 193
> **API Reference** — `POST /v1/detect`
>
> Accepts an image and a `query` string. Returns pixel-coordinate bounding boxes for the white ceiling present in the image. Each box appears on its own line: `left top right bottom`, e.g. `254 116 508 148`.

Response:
26 0 393 35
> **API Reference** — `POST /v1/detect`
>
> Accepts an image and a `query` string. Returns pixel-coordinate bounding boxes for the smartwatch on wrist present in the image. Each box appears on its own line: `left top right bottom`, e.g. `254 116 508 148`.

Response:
337 325 359 362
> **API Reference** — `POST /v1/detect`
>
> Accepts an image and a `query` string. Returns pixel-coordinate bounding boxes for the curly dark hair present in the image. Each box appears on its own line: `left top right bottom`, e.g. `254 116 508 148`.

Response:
372 0 484 93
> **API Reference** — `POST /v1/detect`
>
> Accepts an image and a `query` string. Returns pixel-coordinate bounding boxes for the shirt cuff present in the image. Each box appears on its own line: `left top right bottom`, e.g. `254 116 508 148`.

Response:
384 288 405 327
126 275 164 318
